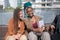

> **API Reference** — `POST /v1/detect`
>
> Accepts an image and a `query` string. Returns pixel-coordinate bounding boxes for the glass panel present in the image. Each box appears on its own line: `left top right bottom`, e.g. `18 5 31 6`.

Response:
56 0 60 1
42 4 45 6
47 3 52 6
22 0 35 2
17 0 22 7
42 0 46 2
5 0 10 7
47 0 52 1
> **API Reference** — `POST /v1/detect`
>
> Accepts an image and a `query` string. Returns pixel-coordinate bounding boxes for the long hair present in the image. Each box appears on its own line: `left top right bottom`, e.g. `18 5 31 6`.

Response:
13 8 22 34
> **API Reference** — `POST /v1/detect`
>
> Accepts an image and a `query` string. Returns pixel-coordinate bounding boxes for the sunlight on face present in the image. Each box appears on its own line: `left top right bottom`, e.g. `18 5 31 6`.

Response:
18 11 23 19
27 8 33 17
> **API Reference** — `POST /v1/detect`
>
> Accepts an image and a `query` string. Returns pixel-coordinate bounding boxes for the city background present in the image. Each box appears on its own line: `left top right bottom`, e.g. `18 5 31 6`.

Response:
0 0 60 25
0 0 60 40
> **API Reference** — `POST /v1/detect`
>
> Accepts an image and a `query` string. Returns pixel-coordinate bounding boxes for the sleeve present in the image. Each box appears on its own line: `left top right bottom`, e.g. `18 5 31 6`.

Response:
19 22 25 34
52 15 58 26
8 18 14 35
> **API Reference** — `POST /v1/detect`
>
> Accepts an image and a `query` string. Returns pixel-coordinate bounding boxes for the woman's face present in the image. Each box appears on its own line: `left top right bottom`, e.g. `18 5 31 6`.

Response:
18 11 23 19
27 8 33 17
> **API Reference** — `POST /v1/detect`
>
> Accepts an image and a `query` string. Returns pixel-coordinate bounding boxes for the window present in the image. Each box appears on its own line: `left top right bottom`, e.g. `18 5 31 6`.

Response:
22 0 35 2
5 0 10 7
42 0 45 2
56 0 60 1
42 4 45 6
47 3 52 6
47 0 52 1
32 0 35 2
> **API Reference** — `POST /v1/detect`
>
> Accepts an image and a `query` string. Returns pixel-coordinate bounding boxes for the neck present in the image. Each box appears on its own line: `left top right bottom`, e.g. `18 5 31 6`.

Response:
28 15 34 18
18 19 22 21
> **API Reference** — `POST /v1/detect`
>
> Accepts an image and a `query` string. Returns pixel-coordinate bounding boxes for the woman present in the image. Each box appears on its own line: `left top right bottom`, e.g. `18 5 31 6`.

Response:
5 8 27 40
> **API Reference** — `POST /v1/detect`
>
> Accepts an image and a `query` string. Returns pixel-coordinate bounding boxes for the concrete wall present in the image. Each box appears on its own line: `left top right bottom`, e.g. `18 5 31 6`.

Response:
34 8 60 23
0 12 13 25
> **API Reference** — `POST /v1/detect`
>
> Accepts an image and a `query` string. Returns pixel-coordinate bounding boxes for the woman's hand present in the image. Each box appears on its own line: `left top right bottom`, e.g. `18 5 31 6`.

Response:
32 27 43 33
38 27 44 33
13 33 21 39
51 25 55 29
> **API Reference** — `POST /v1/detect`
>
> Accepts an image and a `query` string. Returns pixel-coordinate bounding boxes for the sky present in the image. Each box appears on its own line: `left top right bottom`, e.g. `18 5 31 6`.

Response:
9 0 17 8
0 0 4 5
0 0 17 8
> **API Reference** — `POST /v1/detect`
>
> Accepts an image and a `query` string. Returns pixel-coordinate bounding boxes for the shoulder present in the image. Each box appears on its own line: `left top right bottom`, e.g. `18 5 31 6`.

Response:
8 17 13 24
23 18 29 22
57 15 60 17
34 15 40 20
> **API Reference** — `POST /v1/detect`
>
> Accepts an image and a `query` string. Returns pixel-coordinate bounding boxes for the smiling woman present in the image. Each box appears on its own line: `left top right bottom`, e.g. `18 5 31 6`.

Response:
5 8 27 40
